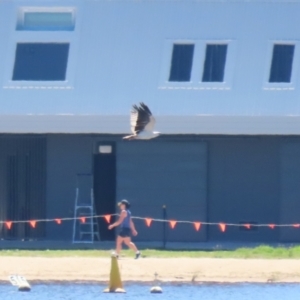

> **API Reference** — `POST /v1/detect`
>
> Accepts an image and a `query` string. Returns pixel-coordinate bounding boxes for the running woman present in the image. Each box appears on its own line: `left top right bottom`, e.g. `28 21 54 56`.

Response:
108 199 141 259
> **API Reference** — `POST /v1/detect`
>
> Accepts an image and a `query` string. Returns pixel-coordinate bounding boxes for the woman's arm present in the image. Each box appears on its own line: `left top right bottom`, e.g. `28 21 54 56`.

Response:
108 210 126 230
130 219 138 236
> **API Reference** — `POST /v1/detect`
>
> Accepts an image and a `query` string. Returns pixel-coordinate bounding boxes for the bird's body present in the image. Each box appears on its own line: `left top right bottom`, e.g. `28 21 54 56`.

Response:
124 130 160 140
123 103 160 140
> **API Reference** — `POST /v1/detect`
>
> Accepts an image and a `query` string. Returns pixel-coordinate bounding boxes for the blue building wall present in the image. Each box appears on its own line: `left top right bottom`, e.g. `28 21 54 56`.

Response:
0 134 299 243
0 1 300 134
42 134 300 243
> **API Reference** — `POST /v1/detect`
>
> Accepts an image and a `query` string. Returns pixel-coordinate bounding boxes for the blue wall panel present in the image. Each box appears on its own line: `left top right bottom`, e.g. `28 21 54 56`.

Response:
280 142 300 242
208 137 280 242
117 141 208 242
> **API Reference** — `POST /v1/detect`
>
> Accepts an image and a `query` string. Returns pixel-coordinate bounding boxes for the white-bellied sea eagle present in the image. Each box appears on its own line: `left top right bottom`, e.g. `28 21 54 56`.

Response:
123 102 160 140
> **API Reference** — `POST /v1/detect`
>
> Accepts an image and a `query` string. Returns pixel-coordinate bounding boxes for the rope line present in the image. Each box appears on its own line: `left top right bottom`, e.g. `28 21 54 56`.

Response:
132 217 299 227
0 214 118 224
0 214 299 228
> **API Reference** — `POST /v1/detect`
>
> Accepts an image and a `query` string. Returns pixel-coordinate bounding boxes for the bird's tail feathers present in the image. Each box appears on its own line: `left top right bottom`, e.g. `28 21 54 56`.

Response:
123 135 136 140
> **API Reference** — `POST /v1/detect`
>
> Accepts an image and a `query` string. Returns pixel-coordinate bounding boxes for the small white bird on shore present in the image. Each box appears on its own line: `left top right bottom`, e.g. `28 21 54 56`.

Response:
123 102 160 140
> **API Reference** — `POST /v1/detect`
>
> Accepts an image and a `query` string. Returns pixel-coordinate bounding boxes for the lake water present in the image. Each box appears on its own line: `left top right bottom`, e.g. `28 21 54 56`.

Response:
1 283 300 299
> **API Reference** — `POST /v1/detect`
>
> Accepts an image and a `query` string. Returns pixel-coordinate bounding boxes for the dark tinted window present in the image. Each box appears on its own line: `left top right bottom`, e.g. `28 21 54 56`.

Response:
169 44 194 82
269 44 294 83
202 44 227 82
13 43 69 81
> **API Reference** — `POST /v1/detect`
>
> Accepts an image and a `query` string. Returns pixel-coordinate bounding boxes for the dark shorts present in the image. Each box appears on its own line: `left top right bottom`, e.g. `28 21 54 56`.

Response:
118 227 131 238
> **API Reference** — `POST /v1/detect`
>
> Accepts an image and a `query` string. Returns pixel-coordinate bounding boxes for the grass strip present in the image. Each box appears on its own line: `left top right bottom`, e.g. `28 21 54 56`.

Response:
1 246 300 259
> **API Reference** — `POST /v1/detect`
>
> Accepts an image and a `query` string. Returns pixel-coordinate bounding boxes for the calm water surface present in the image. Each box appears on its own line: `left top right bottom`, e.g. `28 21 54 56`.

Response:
1 283 300 299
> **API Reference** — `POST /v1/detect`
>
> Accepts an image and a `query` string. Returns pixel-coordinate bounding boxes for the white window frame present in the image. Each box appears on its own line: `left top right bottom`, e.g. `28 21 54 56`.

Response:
263 40 299 91
3 6 80 90
159 39 236 90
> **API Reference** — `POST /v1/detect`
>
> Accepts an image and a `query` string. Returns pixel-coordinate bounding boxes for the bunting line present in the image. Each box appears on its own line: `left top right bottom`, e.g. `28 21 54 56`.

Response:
145 218 152 227
132 216 300 228
169 220 177 229
219 223 226 232
0 214 300 232
29 220 36 228
5 221 12 229
104 215 111 224
194 222 201 231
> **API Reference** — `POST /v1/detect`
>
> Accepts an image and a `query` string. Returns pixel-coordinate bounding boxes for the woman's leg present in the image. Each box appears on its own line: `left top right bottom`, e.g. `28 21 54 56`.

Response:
123 237 140 259
116 236 124 256
123 237 138 252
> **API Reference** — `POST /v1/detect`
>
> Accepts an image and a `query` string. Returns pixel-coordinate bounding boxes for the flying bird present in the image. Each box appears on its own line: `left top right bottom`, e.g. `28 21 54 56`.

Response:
123 102 160 140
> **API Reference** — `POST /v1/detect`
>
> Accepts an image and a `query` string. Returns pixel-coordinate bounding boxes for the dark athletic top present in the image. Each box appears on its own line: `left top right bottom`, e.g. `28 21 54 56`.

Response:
121 209 131 228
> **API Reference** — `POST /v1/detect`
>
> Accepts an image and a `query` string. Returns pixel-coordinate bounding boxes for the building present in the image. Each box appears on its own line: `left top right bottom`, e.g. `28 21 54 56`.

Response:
0 0 300 244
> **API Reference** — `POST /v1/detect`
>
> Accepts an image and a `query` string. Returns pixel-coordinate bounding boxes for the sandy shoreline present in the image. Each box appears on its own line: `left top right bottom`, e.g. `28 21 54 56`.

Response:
1 256 300 283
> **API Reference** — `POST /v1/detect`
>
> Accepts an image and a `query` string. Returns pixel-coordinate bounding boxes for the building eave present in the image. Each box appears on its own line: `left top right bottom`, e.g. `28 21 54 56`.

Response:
0 115 300 135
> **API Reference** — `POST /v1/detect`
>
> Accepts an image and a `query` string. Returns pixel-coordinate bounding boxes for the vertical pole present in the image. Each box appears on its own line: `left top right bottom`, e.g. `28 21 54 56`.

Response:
72 187 79 243
91 187 94 243
162 205 167 249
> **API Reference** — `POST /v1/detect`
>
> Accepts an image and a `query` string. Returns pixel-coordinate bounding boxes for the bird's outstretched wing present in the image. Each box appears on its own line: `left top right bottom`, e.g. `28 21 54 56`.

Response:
130 102 154 134
141 103 156 132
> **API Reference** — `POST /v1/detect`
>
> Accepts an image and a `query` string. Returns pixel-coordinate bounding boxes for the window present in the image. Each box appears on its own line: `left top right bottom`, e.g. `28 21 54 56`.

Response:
169 44 194 82
12 43 70 81
202 44 227 82
99 146 112 154
17 9 75 31
269 44 295 83
160 40 235 90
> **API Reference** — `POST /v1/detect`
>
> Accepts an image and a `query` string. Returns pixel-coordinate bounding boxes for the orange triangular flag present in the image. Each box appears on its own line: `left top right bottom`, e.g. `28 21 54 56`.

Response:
80 217 86 223
5 221 12 230
219 223 226 232
293 224 300 228
269 224 275 229
169 220 177 229
104 215 111 224
55 219 62 225
30 220 36 228
244 224 251 229
145 218 152 227
194 222 201 231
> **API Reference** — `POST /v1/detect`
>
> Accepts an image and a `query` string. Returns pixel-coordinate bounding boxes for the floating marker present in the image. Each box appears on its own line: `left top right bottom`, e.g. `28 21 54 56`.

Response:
150 272 162 293
103 253 126 293
150 286 163 293
9 275 31 292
